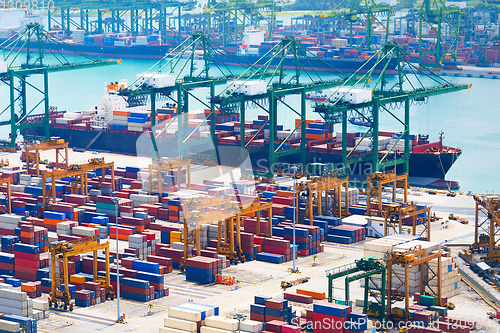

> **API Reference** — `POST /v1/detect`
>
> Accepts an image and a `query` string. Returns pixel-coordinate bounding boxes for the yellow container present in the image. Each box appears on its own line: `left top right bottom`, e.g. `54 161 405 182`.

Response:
70 274 86 284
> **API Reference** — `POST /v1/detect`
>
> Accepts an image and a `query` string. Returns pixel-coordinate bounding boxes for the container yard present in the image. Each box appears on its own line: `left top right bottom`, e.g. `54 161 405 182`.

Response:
0 2 499 333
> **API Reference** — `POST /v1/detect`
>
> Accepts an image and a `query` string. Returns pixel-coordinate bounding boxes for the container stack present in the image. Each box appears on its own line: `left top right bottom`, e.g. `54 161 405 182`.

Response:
311 302 351 333
0 288 33 318
327 225 365 244
21 281 41 299
250 296 294 323
202 316 239 333
0 214 22 236
0 252 14 276
121 277 151 302
428 256 461 298
43 211 66 231
257 238 290 264
241 232 255 261
129 234 148 259
1 235 19 254
185 257 221 284
1 314 36 333
157 247 183 269
14 243 40 281
161 303 219 333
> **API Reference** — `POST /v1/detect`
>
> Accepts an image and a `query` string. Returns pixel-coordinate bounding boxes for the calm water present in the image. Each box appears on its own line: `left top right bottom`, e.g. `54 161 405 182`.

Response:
1 10 499 193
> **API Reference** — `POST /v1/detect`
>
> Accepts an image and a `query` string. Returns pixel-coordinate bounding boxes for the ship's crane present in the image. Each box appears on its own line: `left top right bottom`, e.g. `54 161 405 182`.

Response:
41 158 115 210
0 23 120 149
24 137 69 177
49 236 114 310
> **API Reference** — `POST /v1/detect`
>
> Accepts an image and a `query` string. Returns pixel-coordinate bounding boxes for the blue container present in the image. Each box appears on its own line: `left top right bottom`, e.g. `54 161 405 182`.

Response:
2 315 32 332
256 253 283 264
75 298 91 307
0 253 14 264
43 211 65 220
272 227 283 237
244 254 254 261
135 272 164 284
250 304 266 314
13 243 39 255
326 235 352 244
283 227 309 237
127 116 147 124
133 260 160 274
41 278 52 287
121 291 150 302
185 274 215 284
186 266 213 277
37 268 49 280
129 112 148 118
313 303 349 317
266 307 284 317
122 277 150 289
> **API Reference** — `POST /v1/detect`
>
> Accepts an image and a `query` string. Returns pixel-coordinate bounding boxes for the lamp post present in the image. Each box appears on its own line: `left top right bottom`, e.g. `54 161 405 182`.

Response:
111 197 121 323
291 165 298 272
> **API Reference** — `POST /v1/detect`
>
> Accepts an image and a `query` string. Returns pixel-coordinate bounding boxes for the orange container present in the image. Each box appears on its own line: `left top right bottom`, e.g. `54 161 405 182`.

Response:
70 274 86 284
276 190 294 198
21 283 37 293
43 218 64 226
113 110 130 116
20 231 34 238
109 233 130 241
296 288 325 300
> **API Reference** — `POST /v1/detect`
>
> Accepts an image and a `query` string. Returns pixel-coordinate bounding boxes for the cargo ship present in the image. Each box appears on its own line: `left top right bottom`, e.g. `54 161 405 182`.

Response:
22 80 461 189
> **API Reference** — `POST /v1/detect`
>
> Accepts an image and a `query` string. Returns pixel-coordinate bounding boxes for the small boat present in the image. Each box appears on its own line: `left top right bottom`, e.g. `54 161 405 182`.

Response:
305 91 328 102
348 116 371 127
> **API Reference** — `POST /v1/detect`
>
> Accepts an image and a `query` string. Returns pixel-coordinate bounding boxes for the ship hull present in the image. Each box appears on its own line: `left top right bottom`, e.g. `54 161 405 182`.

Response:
1 39 397 73
24 126 459 180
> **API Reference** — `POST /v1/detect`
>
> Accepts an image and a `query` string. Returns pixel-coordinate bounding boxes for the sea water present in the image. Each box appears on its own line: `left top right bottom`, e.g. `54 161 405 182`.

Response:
1 10 499 193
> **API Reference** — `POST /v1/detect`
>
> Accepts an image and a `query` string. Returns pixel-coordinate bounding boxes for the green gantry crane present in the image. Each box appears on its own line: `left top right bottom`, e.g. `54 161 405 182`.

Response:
0 23 120 149
49 0 196 44
326 256 387 320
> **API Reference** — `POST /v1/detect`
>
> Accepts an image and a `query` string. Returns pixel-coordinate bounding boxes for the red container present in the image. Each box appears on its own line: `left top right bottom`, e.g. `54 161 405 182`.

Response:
121 285 150 295
266 320 287 333
284 292 313 304
147 255 172 267
75 290 91 300
250 312 265 322
266 299 285 310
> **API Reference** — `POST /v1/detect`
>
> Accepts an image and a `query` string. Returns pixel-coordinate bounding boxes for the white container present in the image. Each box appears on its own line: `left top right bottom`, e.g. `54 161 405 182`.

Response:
205 317 239 331
33 299 49 311
0 62 7 73
167 307 201 322
0 283 13 290
240 320 263 333
164 317 198 332
160 328 192 333
0 319 20 332
241 81 267 96
136 73 175 88
201 327 233 333
0 305 29 316
0 289 27 301
72 226 96 237
0 214 22 224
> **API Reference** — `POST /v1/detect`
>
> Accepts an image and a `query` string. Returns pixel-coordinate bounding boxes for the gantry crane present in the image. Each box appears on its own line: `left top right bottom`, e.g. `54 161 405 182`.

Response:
386 245 443 320
24 137 69 177
148 158 191 197
203 0 278 46
471 195 500 266
326 256 386 320
218 194 272 263
0 23 120 149
181 195 240 269
295 174 350 224
365 171 408 217
49 236 114 310
418 0 462 67
383 203 432 241
0 179 12 214
42 158 115 210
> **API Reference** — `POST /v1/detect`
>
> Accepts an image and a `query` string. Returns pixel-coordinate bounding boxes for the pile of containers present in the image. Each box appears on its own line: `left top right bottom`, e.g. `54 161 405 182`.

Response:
185 257 221 284
250 296 294 323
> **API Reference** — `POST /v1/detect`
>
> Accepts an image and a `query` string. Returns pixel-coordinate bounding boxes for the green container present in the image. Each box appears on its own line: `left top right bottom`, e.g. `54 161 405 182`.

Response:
418 295 436 306
429 306 447 317
96 202 116 210
409 310 415 320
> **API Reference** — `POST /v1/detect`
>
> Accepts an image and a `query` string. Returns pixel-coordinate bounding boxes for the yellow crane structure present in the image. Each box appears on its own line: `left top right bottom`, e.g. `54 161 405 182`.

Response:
0 179 12 214
386 245 443 319
471 195 500 266
24 138 69 177
366 171 408 217
295 174 350 224
49 236 114 310
383 203 432 241
181 195 239 269
218 195 273 263
148 158 191 197
42 158 115 209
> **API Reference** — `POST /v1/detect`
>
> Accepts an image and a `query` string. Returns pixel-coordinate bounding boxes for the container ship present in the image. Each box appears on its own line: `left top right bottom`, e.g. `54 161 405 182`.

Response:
22 79 461 189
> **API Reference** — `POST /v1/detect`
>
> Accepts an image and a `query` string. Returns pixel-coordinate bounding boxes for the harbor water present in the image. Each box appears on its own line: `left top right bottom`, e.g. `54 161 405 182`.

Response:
1 10 499 193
